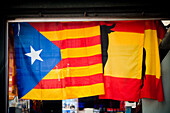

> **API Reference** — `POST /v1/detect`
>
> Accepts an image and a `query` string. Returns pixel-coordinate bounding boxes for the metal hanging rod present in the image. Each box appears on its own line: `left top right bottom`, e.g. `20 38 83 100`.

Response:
7 17 164 23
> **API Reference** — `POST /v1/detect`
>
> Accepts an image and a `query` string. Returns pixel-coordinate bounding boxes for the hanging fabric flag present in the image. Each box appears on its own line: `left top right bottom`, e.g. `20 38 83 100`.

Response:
99 21 145 102
140 20 166 102
8 25 17 100
99 20 165 102
13 22 105 100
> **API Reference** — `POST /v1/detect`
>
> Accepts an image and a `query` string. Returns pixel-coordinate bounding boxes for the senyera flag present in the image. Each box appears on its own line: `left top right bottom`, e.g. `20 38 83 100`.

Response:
13 22 105 100
99 20 165 102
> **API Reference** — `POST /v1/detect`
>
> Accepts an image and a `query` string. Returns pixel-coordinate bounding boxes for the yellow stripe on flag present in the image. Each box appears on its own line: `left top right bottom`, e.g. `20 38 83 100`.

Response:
40 26 100 41
43 63 103 79
144 29 161 79
21 83 105 100
60 44 101 59
104 31 144 79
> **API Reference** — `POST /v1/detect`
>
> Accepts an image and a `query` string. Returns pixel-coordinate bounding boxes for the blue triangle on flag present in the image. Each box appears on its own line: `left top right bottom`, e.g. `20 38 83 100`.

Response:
13 22 62 98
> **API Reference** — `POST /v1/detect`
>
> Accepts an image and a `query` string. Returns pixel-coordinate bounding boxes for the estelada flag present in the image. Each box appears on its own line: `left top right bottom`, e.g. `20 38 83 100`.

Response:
13 22 105 100
99 20 165 102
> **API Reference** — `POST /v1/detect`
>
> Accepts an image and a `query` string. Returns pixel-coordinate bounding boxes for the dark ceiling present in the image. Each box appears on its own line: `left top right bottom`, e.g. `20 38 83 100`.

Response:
1 0 170 19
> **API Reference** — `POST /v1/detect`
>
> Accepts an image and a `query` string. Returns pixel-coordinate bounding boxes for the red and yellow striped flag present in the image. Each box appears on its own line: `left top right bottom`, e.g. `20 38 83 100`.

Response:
140 20 165 102
8 25 17 100
100 21 145 102
21 22 105 100
99 20 165 102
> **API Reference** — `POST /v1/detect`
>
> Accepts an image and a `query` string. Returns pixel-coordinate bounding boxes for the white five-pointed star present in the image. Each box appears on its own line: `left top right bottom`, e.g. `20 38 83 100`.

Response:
25 46 43 65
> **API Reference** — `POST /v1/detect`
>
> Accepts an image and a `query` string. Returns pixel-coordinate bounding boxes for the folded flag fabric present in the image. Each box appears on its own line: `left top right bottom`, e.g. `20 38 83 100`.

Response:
8 25 17 100
99 20 165 102
140 20 166 102
13 22 105 100
99 21 145 102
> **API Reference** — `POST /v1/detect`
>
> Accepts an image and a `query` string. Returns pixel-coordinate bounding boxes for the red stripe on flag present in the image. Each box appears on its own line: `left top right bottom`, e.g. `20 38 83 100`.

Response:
34 73 103 89
9 84 12 87
51 35 101 49
110 21 145 34
54 54 102 69
140 75 164 102
157 76 164 102
156 21 166 40
29 22 99 32
99 76 142 102
8 67 13 73
144 20 166 40
144 20 157 30
12 75 16 85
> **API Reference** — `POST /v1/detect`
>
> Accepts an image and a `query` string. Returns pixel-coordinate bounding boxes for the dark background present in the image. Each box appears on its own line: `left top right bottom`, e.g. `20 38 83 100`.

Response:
1 0 170 19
